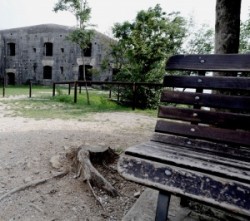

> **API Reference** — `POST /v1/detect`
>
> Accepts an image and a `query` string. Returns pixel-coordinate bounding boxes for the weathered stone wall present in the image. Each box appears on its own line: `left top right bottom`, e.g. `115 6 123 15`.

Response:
0 24 114 85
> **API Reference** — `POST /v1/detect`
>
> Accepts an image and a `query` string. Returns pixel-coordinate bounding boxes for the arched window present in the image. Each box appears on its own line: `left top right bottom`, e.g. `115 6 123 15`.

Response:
43 66 52 79
44 42 53 56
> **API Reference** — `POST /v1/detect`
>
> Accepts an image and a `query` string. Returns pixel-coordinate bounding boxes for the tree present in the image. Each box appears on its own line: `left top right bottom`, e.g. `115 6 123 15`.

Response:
215 0 242 54
239 12 250 77
111 5 187 108
185 24 214 54
54 0 94 104
240 12 250 52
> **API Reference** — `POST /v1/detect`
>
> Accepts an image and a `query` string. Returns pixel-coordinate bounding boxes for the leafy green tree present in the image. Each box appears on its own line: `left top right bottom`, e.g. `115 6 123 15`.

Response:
240 12 250 52
185 24 214 54
239 12 250 77
54 0 94 104
111 5 187 108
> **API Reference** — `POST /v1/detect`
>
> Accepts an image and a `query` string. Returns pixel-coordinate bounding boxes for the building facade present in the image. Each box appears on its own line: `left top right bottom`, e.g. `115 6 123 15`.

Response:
0 24 114 85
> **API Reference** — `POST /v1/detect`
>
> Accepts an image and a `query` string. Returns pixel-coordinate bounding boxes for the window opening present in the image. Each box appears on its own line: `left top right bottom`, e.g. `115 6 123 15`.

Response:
84 43 92 57
8 43 16 56
33 63 37 73
44 42 53 56
78 65 92 85
60 67 64 75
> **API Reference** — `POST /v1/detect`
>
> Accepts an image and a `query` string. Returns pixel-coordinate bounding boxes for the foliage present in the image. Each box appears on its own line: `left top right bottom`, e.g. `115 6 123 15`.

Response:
111 5 187 108
184 24 214 54
239 13 250 77
240 12 250 53
66 29 93 52
54 0 93 104
54 0 91 28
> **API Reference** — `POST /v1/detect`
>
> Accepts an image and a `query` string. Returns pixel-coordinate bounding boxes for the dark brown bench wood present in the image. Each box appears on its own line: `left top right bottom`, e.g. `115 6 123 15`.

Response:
118 54 250 220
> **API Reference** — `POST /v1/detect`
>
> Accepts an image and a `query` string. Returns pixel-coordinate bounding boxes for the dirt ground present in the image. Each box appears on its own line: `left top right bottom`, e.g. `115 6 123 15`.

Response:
0 97 157 221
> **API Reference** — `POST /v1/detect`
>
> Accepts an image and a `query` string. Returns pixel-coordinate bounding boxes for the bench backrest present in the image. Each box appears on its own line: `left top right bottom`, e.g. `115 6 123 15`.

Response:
152 54 250 159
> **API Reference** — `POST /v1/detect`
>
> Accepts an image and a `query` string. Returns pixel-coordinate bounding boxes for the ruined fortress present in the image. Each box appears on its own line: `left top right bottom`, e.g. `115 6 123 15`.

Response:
0 24 114 85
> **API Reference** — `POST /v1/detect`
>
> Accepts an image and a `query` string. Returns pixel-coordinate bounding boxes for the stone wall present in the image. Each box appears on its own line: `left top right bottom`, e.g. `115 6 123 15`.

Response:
0 24 114 85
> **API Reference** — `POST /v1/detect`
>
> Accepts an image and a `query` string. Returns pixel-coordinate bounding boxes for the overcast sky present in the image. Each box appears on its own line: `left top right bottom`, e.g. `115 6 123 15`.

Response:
0 0 250 35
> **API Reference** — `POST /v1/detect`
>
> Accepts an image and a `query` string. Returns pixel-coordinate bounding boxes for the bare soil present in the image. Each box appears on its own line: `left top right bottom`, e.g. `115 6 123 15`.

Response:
0 97 156 221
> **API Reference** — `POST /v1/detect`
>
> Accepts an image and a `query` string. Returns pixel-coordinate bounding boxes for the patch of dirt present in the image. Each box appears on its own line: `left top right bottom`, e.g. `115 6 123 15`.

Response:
0 98 156 221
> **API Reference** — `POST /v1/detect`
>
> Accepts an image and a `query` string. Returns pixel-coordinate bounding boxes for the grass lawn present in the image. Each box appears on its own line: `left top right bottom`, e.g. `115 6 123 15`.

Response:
0 85 157 119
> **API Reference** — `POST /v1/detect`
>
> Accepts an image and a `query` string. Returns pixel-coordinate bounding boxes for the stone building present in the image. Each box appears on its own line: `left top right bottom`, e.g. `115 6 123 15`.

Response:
0 24 114 85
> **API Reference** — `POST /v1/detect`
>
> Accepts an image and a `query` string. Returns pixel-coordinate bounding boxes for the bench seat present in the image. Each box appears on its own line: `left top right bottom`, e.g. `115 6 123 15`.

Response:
119 139 250 217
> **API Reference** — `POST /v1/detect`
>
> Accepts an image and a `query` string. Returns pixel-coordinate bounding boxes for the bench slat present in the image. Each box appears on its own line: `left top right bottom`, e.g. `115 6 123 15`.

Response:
158 106 250 130
124 142 250 183
161 91 250 111
155 120 250 147
166 54 250 72
151 133 250 162
164 76 250 90
119 54 250 218
118 155 250 217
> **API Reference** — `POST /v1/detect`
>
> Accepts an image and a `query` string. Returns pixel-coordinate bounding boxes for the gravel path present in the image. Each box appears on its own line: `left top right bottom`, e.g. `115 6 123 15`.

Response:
0 97 156 221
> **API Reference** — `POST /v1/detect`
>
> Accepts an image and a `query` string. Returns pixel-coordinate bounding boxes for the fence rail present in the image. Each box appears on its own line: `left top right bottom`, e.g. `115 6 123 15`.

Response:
53 81 163 110
1 80 163 110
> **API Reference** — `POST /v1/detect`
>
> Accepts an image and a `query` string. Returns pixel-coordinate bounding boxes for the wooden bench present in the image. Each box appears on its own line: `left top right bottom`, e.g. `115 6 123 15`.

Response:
118 54 250 220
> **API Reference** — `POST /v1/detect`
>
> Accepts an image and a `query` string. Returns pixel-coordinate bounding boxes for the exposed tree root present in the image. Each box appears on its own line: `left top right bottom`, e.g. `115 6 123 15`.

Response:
65 145 120 207
87 180 105 210
0 145 119 210
29 203 46 215
0 171 68 202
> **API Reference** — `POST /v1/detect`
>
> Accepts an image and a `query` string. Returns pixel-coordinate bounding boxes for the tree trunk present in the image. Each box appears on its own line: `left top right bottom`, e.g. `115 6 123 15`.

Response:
215 0 242 54
81 50 90 105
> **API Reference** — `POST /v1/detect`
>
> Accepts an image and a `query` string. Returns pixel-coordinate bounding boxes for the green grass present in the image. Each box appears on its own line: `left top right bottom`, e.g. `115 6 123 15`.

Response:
2 85 52 97
1 85 157 120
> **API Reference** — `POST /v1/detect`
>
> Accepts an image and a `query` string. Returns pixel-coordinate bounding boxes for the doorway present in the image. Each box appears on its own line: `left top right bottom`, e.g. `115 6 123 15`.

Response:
7 72 15 85
78 65 92 85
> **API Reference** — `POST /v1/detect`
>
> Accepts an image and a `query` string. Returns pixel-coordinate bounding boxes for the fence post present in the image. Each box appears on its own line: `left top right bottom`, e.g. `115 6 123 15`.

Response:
68 83 71 95
79 84 82 94
29 80 32 98
2 77 5 97
74 81 77 103
52 83 56 96
132 82 136 110
117 84 120 102
109 86 112 98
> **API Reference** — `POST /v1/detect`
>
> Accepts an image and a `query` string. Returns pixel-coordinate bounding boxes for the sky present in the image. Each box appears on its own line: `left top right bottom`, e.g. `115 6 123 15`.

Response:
0 0 250 36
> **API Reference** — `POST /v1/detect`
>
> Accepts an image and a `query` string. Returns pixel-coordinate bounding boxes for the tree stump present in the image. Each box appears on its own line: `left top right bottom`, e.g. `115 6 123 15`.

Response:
61 145 120 207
